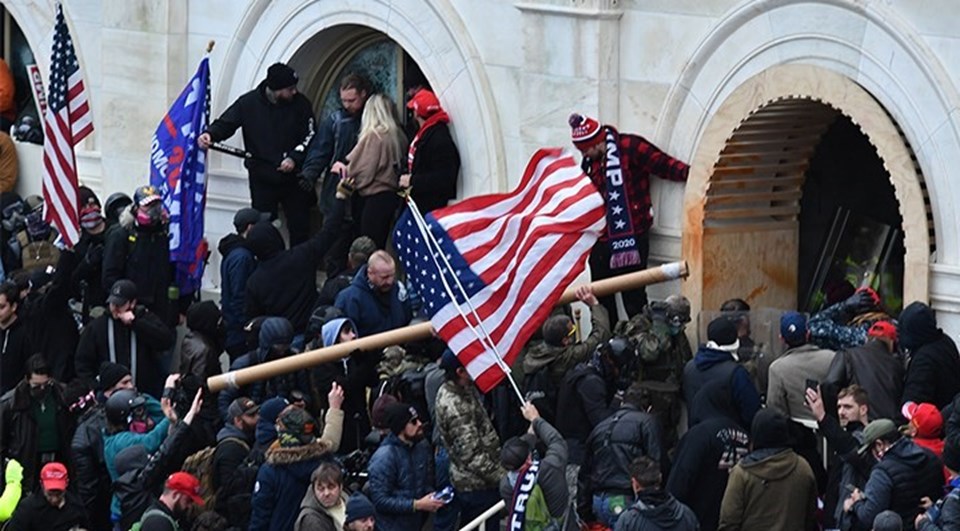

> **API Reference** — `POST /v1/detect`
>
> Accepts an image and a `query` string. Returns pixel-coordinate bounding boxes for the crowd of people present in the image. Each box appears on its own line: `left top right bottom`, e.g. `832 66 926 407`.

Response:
0 59 956 531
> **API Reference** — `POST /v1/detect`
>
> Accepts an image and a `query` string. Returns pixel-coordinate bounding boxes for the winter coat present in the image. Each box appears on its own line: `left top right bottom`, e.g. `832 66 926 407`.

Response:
69 405 111 531
556 361 614 464
523 304 611 394
615 490 700 531
682 346 761 429
408 121 461 214
499 417 570 520
206 81 314 186
345 129 408 197
815 415 871 527
302 108 361 217
295 488 347 531
249 408 344 531
245 198 344 332
218 233 257 351
825 339 905 422
317 267 357 307
765 343 835 421
334 265 414 339
849 438 944 531
667 417 749 531
179 331 222 383
577 404 662 513
367 433 434 531
435 380 503 492
0 381 73 492
718 448 817 531
74 306 175 399
22 250 79 381
102 215 175 324
901 302 960 409
6 490 89 531
808 300 881 351
917 481 960 531
212 424 253 492
104 413 172 519
71 227 107 309
0 318 32 395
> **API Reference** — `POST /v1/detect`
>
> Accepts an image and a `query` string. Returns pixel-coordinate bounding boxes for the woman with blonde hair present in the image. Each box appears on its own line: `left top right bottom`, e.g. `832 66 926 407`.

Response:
331 93 408 249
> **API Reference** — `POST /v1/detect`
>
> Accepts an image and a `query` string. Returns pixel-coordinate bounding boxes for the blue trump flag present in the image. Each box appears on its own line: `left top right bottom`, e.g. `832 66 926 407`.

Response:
149 57 211 296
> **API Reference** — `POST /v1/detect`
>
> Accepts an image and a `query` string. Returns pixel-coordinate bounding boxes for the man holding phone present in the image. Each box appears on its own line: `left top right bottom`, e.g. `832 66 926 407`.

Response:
766 312 835 421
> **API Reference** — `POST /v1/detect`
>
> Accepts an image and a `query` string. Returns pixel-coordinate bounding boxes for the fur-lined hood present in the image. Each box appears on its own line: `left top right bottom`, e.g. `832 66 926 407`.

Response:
265 438 335 466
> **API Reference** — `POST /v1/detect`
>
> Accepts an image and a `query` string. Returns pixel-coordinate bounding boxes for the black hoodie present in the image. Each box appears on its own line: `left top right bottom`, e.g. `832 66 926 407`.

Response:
901 302 960 409
614 489 699 531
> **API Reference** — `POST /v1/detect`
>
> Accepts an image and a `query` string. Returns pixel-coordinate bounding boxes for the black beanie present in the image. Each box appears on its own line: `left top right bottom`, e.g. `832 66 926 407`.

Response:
345 493 375 524
186 300 221 337
500 436 531 471
751 408 793 450
266 63 298 90
707 316 739 346
384 402 418 436
98 362 130 392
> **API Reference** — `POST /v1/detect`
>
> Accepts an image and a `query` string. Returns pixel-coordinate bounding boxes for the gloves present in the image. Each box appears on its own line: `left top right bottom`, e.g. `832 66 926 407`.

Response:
842 290 877 315
4 459 22 484
297 177 314 192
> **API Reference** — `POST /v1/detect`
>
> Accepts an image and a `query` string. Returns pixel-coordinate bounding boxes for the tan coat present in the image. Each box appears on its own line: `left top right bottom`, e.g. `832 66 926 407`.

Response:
345 130 407 197
718 448 817 531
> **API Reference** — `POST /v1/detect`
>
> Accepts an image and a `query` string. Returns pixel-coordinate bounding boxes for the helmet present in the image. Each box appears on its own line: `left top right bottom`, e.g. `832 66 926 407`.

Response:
105 389 146 427
104 193 133 223
601 337 636 366
133 185 161 207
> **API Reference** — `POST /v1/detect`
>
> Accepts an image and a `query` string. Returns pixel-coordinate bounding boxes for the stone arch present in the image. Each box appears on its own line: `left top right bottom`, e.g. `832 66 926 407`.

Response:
681 64 931 314
212 0 506 197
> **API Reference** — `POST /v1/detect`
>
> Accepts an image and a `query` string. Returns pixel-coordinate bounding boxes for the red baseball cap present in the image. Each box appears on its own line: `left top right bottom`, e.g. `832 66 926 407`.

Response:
868 320 898 343
40 462 68 491
902 402 943 438
165 472 204 506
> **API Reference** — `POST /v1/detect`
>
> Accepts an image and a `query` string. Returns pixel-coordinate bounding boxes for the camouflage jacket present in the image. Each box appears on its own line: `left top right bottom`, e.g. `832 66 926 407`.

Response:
809 302 890 351
615 314 692 385
435 380 504 492
522 304 611 390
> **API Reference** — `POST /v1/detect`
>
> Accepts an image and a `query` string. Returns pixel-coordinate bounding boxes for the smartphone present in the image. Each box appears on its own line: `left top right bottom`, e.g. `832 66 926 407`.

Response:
433 485 455 504
805 379 819 392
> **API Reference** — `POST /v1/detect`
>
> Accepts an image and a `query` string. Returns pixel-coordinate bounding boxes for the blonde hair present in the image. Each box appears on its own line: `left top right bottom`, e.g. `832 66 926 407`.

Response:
358 94 404 153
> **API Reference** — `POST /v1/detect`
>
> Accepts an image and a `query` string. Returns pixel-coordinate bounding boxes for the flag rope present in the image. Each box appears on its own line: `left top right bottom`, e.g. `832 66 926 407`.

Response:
404 194 526 403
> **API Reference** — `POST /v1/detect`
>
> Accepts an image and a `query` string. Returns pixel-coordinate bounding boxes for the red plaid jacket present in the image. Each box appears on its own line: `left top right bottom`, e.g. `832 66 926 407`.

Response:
581 127 689 240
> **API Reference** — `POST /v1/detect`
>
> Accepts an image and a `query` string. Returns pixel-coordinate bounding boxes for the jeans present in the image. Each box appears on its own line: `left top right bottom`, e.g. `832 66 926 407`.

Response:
459 488 501 531
592 492 633 528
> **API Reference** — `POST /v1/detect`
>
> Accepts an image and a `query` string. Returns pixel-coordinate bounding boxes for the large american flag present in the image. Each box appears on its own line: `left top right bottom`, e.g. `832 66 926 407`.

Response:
42 3 93 247
394 149 606 392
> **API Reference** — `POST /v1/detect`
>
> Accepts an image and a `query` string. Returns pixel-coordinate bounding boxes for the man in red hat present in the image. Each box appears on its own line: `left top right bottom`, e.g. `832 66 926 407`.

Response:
135 471 205 531
7 462 88 530
568 113 689 318
399 89 461 214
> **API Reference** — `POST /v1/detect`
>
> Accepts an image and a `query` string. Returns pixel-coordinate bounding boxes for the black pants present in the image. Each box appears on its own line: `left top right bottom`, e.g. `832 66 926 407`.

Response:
249 178 314 246
353 191 401 250
588 233 650 320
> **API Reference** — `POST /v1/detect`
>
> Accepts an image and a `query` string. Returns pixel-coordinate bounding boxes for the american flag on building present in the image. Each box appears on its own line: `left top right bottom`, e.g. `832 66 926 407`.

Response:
42 3 93 247
394 149 606 392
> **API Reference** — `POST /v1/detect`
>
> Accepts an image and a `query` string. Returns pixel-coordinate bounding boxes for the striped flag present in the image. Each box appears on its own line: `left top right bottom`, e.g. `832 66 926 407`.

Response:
394 148 606 392
42 3 93 247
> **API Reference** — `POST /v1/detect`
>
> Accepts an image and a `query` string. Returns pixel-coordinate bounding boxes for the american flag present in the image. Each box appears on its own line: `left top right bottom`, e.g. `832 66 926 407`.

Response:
42 3 93 247
394 149 606 392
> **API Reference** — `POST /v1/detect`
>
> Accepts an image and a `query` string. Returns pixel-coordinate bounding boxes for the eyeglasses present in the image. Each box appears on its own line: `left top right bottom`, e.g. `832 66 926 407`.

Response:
567 325 578 338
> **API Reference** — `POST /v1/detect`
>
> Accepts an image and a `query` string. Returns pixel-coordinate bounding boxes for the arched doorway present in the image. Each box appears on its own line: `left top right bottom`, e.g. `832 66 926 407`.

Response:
682 65 933 316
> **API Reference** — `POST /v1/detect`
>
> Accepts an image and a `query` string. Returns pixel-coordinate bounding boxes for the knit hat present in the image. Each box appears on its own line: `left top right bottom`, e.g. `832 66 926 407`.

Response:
750 408 792 450
255 396 289 447
568 113 602 150
943 437 960 473
406 89 442 119
98 361 131 392
371 393 399 430
384 402 419 436
500 436 532 471
186 300 221 337
779 312 808 347
276 406 317 447
266 63 298 90
439 349 462 370
902 402 942 438
873 510 903 531
858 419 899 455
868 320 898 343
707 316 739 352
345 493 376 524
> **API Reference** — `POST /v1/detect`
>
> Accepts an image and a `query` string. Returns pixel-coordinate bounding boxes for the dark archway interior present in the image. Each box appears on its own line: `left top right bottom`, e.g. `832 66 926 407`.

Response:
798 117 905 313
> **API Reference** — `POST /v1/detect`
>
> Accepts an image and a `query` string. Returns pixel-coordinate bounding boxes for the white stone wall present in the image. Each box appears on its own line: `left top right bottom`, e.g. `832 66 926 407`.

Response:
6 0 960 336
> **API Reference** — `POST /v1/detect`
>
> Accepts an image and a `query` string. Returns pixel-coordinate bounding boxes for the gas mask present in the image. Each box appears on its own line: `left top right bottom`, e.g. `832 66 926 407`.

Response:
135 202 168 228
128 405 155 434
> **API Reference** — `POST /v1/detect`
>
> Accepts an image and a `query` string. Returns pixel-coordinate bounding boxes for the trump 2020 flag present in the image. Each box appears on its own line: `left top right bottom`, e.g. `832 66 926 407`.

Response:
149 57 211 296
394 149 606 392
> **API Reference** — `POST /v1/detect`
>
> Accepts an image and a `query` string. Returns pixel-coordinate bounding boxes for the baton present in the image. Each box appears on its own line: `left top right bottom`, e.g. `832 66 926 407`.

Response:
209 142 275 165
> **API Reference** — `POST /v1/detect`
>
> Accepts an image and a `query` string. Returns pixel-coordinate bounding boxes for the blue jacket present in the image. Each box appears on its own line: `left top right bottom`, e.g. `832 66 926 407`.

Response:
367 433 434 531
218 234 256 351
335 266 413 338
682 345 761 429
103 396 170 518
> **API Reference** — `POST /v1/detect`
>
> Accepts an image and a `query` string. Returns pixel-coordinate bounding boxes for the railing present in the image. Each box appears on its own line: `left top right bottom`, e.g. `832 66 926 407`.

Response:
459 499 505 531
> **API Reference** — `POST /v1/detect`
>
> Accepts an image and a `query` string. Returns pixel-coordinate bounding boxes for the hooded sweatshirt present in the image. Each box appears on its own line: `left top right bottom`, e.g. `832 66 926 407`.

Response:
683 346 761 430
901 302 960 409
334 265 413 338
218 233 256 351
614 489 700 531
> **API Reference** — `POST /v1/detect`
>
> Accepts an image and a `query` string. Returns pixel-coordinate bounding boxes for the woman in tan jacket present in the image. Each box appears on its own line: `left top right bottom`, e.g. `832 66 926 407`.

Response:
332 94 408 249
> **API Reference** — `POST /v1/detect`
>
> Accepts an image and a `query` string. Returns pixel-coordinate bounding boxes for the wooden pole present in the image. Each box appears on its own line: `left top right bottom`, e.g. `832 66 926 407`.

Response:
207 261 689 392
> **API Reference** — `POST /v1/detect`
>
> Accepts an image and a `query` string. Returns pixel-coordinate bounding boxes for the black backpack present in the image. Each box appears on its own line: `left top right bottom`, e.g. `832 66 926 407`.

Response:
522 367 557 424
216 448 264 529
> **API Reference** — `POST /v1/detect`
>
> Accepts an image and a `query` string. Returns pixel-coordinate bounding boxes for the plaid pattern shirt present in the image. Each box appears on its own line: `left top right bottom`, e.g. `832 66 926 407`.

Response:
581 128 689 239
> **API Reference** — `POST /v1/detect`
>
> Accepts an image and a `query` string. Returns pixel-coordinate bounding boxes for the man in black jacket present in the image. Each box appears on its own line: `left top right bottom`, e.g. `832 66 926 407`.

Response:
0 280 33 394
198 63 316 245
64 378 111 531
75 279 175 398
824 320 904 422
399 88 461 214
615 456 698 531
218 207 265 359
0 355 73 493
577 382 662 529
212 397 258 497
71 186 108 314
6 462 88 531
22 250 80 381
136 471 205 531
900 302 960 410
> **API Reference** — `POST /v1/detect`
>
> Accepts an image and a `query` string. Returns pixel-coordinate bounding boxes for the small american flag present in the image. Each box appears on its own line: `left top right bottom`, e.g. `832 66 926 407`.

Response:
42 3 93 247
394 149 606 392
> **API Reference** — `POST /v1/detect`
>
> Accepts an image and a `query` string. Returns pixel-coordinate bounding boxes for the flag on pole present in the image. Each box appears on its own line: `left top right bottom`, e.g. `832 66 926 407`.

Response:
149 56 211 296
394 149 606 392
42 3 93 247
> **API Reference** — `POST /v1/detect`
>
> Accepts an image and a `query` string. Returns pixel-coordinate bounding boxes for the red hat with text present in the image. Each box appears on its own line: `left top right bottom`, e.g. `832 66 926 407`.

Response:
40 462 68 491
569 113 602 150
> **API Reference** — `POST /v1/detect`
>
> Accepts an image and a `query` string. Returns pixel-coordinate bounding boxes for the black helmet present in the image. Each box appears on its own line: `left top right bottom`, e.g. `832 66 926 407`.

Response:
104 192 133 224
601 337 636 365
105 389 146 427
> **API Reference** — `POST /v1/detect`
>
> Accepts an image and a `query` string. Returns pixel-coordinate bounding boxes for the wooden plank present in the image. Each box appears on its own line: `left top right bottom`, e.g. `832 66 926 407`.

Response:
706 189 803 206
703 220 797 234
712 162 809 175
704 205 801 220
708 175 806 190
724 137 826 149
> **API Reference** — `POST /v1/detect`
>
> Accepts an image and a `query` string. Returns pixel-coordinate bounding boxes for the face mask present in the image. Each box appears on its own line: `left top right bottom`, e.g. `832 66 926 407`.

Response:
135 203 166 228
30 385 50 400
128 407 154 433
